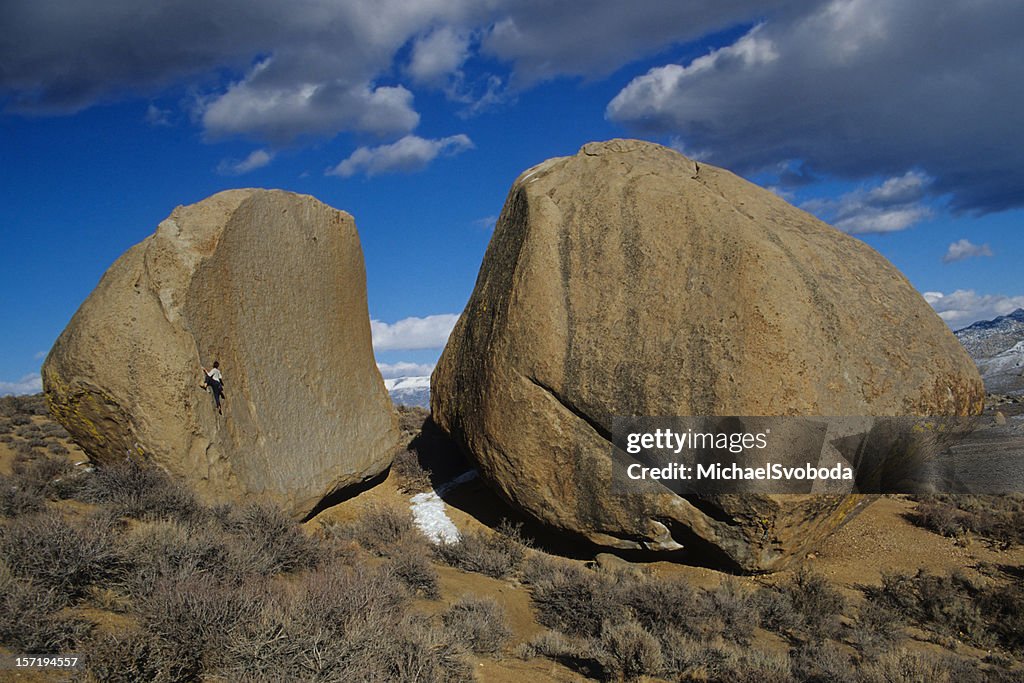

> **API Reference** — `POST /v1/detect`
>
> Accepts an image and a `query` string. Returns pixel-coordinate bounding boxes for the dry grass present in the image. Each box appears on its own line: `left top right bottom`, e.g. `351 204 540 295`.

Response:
434 520 528 579
912 494 1024 546
443 595 512 654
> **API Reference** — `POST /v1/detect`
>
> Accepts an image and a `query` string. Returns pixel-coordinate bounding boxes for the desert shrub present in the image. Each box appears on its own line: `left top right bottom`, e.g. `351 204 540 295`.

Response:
619 572 704 639
292 562 410 638
658 635 794 683
47 442 69 456
373 613 473 683
0 473 46 516
858 649 988 683
213 564 471 682
735 649 795 683
121 519 233 597
789 641 856 683
82 630 166 683
40 421 69 436
518 630 604 678
219 501 322 575
754 585 802 634
0 509 126 604
0 577 92 653
392 448 433 493
15 394 49 415
598 619 664 681
83 458 204 522
527 561 627 637
392 546 441 599
443 595 512 654
8 414 31 426
7 452 87 501
873 570 993 646
786 568 846 640
912 494 1024 546
850 600 904 655
396 404 430 433
325 502 419 556
704 577 760 644
434 525 525 579
138 572 265 679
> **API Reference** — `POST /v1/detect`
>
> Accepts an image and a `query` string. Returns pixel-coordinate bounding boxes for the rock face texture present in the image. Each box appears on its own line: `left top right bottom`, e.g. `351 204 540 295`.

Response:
431 139 984 572
44 189 399 518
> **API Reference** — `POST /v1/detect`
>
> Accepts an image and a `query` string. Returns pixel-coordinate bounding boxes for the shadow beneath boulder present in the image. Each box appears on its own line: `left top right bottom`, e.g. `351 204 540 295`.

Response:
302 469 389 522
414 416 748 571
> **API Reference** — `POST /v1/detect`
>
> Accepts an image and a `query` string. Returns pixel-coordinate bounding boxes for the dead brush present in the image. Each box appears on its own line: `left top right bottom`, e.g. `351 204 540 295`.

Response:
443 595 512 654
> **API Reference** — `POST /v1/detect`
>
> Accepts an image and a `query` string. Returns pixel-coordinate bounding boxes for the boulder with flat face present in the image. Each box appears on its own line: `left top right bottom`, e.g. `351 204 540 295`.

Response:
431 139 983 571
44 189 399 518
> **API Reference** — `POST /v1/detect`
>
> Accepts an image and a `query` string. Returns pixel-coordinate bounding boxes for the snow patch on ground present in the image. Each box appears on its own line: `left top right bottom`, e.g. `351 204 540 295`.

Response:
409 469 478 544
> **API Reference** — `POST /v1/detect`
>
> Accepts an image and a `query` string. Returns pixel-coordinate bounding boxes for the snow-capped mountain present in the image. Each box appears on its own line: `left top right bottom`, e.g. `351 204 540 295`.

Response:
955 309 1024 395
384 375 430 407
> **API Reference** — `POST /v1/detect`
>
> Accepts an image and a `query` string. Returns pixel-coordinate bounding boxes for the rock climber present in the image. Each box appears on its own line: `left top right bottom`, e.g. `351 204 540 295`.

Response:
201 361 226 415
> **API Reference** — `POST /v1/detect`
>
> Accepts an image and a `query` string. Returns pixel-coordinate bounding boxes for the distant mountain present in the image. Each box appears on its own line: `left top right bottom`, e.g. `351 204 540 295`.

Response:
384 376 430 408
955 309 1024 395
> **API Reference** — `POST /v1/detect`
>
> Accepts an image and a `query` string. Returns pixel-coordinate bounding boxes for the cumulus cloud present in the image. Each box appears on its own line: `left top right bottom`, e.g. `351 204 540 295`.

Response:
480 1 802 85
801 171 932 234
608 0 1024 214
217 149 274 175
5 0 1022 213
202 70 421 142
0 373 42 396
408 26 472 85
377 361 435 379
328 134 473 177
943 239 993 264
0 0 481 139
371 314 459 351
0 1 801 141
924 290 1024 329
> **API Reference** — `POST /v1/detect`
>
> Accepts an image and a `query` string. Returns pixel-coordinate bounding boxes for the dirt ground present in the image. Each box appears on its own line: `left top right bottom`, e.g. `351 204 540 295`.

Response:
3 398 1022 681
308 440 1024 682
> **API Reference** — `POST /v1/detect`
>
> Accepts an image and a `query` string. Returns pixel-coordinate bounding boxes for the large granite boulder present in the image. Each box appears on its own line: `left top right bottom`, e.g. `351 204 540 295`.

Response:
44 189 399 518
431 139 984 572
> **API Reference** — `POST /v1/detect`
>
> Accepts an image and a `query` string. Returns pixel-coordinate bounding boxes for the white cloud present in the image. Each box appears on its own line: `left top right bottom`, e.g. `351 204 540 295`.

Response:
145 103 172 126
371 314 459 351
924 290 1024 329
943 239 993 264
801 171 932 234
6 1 1023 213
217 149 274 175
608 0 1024 214
408 26 472 85
328 134 473 178
0 2 805 144
480 2 789 85
0 373 42 396
33 350 47 360
202 66 421 143
377 361 436 379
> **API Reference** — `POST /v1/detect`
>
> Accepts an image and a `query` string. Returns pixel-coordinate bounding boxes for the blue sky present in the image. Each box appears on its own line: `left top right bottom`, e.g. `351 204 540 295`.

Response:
2 0 1022 394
